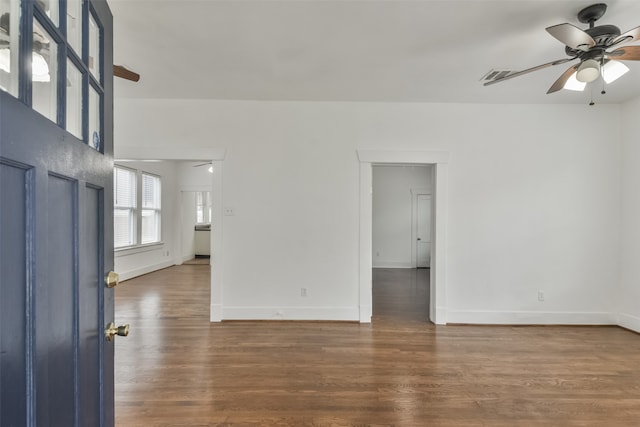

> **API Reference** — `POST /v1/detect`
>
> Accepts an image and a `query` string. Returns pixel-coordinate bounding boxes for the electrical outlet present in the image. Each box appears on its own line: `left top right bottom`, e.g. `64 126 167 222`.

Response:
301 288 307 297
223 207 235 216
538 291 545 302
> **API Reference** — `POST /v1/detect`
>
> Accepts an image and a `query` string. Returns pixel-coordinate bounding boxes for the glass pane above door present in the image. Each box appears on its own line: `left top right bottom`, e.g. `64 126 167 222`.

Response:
39 0 60 27
32 18 58 123
0 0 20 97
67 0 82 56
66 59 83 139
89 14 101 81
89 85 101 151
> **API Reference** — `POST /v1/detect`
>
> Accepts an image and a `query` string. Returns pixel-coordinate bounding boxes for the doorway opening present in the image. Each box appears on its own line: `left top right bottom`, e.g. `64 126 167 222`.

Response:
371 164 432 322
112 147 225 321
358 150 449 325
180 190 213 265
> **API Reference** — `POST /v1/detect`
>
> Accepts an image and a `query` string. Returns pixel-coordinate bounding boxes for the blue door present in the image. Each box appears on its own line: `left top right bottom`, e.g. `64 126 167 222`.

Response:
0 0 114 425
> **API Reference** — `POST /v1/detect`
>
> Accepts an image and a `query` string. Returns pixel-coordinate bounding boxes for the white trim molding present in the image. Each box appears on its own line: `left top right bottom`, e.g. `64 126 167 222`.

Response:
115 146 227 162
446 310 617 325
618 313 640 333
118 260 175 282
222 306 360 321
358 149 450 325
109 146 225 323
358 150 450 164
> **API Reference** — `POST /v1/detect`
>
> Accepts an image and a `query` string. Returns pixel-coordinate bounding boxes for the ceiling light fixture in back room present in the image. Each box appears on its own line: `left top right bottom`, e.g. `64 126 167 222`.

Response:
483 3 640 104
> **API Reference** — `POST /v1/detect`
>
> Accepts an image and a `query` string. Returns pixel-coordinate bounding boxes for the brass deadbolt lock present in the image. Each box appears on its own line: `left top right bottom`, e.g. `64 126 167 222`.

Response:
105 271 120 288
105 322 129 341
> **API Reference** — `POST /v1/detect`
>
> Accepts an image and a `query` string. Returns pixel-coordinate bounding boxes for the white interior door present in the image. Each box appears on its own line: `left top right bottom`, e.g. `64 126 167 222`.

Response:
416 194 432 268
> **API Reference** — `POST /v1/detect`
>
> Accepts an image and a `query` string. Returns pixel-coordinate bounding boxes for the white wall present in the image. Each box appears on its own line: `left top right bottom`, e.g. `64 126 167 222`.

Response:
115 99 622 324
373 165 432 268
620 97 640 332
176 161 214 192
114 160 180 280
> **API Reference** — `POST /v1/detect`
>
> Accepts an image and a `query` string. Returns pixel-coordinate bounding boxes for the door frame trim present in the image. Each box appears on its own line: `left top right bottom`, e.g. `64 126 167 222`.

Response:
357 150 449 324
113 146 225 322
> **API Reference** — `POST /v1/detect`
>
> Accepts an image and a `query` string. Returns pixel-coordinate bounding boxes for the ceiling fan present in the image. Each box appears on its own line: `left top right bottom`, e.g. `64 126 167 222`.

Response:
113 65 140 82
193 162 213 173
485 3 640 95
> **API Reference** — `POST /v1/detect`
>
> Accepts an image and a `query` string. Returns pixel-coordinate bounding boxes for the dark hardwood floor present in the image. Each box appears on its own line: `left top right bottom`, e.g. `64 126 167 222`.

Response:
115 266 640 426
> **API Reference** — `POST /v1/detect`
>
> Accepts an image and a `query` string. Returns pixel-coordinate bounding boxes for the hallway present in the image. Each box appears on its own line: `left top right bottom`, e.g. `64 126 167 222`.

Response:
372 267 430 323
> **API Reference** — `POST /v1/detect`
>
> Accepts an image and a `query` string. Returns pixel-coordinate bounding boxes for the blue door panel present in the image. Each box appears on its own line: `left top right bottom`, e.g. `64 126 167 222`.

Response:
78 185 102 426
1 0 114 424
37 174 77 427
0 161 30 427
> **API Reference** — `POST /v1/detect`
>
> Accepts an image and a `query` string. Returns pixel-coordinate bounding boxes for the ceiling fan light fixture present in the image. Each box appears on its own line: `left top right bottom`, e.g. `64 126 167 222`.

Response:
563 71 587 91
602 60 629 84
0 48 10 73
32 51 50 82
576 59 601 83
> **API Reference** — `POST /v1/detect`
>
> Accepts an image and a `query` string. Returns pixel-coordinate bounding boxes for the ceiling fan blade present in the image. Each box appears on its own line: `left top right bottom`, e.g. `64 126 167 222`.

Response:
113 65 140 82
547 64 580 94
546 23 595 51
608 46 640 61
483 57 575 86
611 26 640 47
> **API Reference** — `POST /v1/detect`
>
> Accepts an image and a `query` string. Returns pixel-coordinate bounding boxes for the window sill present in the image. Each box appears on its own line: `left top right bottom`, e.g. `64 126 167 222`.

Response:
115 242 164 256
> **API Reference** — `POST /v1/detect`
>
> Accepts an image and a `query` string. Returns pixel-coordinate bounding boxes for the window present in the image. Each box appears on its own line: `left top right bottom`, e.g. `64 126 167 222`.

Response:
114 166 162 249
195 191 212 224
114 166 136 248
141 173 161 244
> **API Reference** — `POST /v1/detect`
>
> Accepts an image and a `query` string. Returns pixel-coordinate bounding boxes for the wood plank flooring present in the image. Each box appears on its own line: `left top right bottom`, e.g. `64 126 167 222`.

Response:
115 266 640 426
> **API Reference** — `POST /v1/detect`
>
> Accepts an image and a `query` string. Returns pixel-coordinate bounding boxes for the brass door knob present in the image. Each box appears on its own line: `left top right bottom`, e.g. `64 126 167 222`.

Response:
105 271 120 288
105 322 129 341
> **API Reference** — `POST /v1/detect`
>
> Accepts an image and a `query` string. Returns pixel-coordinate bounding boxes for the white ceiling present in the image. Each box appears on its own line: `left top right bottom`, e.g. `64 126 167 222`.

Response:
109 0 640 104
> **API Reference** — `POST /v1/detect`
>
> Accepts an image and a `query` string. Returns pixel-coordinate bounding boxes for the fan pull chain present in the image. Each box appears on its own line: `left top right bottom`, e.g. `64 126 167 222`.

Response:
589 85 595 106
601 58 606 95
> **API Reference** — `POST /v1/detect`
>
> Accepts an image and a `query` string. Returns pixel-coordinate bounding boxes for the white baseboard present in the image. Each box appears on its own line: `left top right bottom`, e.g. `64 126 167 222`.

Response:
432 306 447 325
210 304 222 322
181 254 196 264
119 260 175 281
221 306 360 321
446 310 617 325
373 261 413 269
360 305 371 323
618 313 640 333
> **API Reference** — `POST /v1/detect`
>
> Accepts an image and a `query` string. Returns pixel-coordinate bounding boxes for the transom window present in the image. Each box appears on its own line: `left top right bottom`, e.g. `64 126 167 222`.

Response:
0 0 105 151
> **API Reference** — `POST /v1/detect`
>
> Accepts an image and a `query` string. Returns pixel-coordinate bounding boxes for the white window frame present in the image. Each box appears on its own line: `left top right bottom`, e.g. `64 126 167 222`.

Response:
114 166 162 250
195 191 212 225
141 172 162 244
114 166 137 249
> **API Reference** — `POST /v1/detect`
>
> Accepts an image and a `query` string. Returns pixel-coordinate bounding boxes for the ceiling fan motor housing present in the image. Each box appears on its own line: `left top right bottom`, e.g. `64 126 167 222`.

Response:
565 24 621 59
